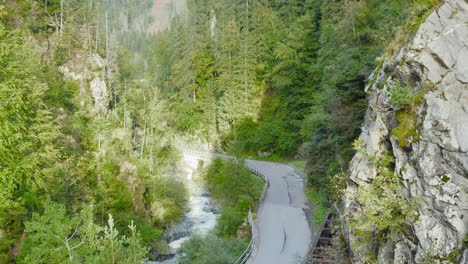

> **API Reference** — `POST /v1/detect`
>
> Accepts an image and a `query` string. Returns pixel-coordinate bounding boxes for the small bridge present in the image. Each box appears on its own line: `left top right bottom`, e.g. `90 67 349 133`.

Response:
181 148 234 161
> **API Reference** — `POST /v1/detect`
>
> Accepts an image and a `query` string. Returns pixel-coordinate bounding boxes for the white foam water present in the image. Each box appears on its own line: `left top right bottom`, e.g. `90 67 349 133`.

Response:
153 154 218 264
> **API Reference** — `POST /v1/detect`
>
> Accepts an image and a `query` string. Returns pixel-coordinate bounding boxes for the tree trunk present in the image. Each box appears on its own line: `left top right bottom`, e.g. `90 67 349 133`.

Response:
106 11 109 81
60 0 64 39
244 0 249 97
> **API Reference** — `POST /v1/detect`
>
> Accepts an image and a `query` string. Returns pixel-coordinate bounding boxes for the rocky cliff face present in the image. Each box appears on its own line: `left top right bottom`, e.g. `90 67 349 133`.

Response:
59 52 110 115
343 0 468 263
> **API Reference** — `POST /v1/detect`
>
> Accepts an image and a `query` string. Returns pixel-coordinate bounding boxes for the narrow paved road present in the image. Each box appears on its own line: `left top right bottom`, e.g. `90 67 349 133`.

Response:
246 160 312 264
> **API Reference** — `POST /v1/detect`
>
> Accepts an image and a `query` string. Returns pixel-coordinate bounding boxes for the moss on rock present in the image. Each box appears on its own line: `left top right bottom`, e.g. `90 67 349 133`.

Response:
392 110 419 148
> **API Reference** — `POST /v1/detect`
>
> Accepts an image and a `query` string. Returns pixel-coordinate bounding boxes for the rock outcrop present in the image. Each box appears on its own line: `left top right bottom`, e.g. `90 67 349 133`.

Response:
343 0 468 263
60 52 110 114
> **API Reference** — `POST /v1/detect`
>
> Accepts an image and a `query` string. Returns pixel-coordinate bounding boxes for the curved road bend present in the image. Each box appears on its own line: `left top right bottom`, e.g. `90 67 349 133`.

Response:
246 160 312 264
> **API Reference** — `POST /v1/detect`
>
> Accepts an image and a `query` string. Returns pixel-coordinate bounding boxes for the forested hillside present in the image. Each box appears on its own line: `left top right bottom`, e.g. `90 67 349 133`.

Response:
1 1 183 262
0 0 450 263
148 0 440 201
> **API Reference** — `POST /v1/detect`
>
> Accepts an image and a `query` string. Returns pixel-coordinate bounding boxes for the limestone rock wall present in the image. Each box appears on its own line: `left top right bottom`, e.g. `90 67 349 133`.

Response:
59 52 110 114
343 0 468 263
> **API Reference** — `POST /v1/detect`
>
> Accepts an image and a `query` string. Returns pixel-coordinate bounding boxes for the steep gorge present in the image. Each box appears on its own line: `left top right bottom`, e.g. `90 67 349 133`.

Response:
342 0 468 262
1 0 468 263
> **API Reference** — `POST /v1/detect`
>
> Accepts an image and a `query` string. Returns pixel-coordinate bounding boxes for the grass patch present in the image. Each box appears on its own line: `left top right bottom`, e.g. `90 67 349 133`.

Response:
289 160 306 174
229 151 283 162
289 160 331 226
242 153 283 162
388 81 417 109
306 187 330 226
388 81 426 148
255 153 283 162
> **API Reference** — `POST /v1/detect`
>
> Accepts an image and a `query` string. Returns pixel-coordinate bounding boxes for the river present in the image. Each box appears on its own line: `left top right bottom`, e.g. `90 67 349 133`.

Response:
154 154 219 264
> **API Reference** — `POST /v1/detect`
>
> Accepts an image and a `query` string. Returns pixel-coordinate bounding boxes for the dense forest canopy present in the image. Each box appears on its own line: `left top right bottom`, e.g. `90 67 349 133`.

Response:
148 0 439 200
0 0 440 262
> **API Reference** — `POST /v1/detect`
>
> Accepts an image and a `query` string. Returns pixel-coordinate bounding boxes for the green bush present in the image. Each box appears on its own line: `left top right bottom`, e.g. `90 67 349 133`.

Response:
177 233 246 264
306 188 330 225
388 81 416 109
216 206 245 237
351 142 415 259
203 159 263 237
388 81 425 147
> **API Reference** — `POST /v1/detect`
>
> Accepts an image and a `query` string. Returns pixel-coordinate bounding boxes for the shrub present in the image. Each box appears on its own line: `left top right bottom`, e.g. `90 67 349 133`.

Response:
350 141 415 259
388 81 425 147
203 159 263 237
388 81 416 109
177 233 246 264
306 188 330 225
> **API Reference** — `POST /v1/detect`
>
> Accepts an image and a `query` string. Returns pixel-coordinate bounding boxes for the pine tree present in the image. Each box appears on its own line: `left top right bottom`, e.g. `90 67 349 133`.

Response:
20 203 148 264
0 23 59 261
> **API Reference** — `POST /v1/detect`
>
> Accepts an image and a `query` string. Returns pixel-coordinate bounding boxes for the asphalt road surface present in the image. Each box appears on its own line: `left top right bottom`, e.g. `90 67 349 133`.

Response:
245 160 312 264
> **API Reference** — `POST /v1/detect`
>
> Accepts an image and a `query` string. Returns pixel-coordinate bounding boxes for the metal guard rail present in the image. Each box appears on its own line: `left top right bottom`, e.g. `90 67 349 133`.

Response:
235 161 268 264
